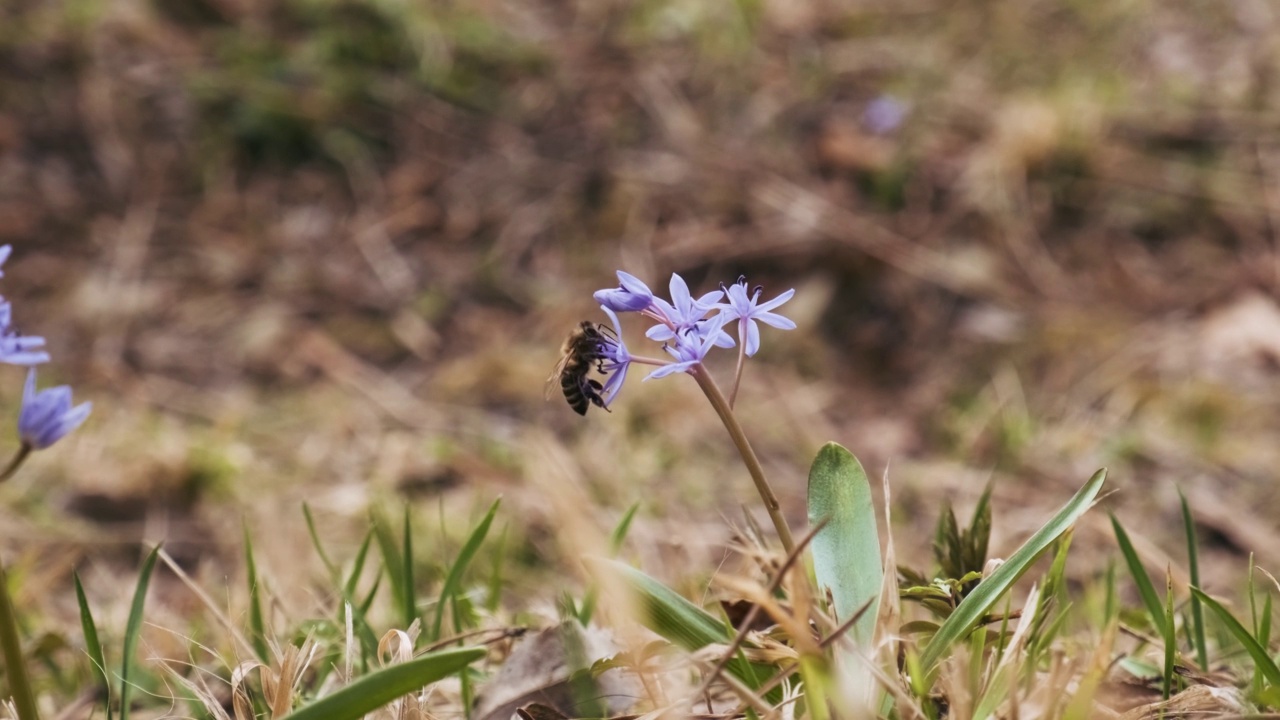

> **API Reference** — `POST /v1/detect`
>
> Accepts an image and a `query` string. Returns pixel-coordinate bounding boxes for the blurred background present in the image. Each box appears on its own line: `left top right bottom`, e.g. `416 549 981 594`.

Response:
3 0 1280 663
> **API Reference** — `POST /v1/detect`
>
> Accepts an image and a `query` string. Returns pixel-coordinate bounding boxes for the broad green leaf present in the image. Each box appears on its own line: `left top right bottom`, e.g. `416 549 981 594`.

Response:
807 442 882 648
1191 588 1280 686
1111 515 1166 638
918 468 1106 673
121 546 161 720
433 498 500 641
74 572 111 720
281 647 484 720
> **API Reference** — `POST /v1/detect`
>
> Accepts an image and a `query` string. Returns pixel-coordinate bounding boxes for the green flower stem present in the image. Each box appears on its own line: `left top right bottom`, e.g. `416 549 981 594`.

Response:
0 445 30 484
691 364 795 554
0 560 39 720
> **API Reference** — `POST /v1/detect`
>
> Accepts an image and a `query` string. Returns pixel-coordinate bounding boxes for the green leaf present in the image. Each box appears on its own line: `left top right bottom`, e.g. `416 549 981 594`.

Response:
1179 488 1208 671
337 528 380 663
432 498 500 641
280 647 485 720
589 558 729 649
244 524 270 663
120 546 161 720
918 468 1106 674
1191 588 1280 686
579 503 641 625
372 512 407 627
586 558 764 687
1111 515 1166 639
0 561 38 720
402 507 415 631
74 572 111 720
1162 570 1175 700
302 503 337 580
806 442 882 648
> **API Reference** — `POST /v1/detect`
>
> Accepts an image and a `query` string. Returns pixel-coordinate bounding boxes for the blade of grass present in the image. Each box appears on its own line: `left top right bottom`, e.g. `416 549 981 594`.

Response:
918 468 1106 674
0 560 38 720
579 503 641 625
486 524 507 614
1178 488 1208 671
302 503 337 580
432 498 500 642
74 572 111 720
372 512 407 628
402 507 415 631
120 546 161 720
244 524 270 663
1110 515 1165 637
1162 568 1174 700
344 529 373 600
1261 592 1274 697
586 557 767 688
280 646 485 720
335 528 379 663
1191 587 1280 686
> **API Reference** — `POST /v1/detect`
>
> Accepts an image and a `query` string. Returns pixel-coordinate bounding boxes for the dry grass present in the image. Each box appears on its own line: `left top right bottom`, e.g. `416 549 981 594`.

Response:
2 0 1280 715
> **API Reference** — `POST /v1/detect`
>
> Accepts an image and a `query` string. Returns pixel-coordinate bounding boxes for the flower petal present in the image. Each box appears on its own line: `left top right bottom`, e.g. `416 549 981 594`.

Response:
745 319 761 356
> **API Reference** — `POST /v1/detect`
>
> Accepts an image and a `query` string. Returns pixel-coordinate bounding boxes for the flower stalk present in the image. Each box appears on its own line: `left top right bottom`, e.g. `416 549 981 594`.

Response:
0 560 39 720
691 364 795 554
0 444 30 484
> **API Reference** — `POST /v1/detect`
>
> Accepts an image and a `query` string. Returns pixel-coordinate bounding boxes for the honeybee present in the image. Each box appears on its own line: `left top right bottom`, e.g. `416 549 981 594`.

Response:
547 321 611 415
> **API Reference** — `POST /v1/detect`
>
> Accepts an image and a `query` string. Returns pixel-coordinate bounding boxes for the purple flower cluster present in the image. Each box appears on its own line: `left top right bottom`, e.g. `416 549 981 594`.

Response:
0 246 90 451
589 271 796 406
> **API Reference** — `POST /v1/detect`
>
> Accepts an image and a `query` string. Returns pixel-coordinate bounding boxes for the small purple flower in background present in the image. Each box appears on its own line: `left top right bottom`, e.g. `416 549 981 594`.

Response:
721 277 796 357
864 95 908 135
0 245 11 277
0 301 49 366
597 307 633 407
594 270 656 313
646 313 730 380
18 369 91 450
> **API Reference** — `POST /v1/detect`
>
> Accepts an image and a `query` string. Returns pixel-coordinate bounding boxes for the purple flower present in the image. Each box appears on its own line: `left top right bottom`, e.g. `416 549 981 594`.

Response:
646 313 729 380
646 273 728 344
0 245 11 277
721 278 796 357
0 301 49 366
19 369 91 449
864 96 908 135
597 307 632 406
594 271 656 313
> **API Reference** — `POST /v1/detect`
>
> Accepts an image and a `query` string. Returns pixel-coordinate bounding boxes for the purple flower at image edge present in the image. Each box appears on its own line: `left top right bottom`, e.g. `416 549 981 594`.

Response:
19 370 91 450
722 279 797 357
0 245 10 277
594 270 655 313
597 307 633 406
0 301 49 366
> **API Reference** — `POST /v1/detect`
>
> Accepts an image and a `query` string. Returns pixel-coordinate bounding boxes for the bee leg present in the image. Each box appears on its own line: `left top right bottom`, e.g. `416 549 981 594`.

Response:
586 379 611 413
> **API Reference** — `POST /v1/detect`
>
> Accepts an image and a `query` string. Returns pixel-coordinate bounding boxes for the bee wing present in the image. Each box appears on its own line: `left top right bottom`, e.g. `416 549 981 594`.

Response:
544 353 572 401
